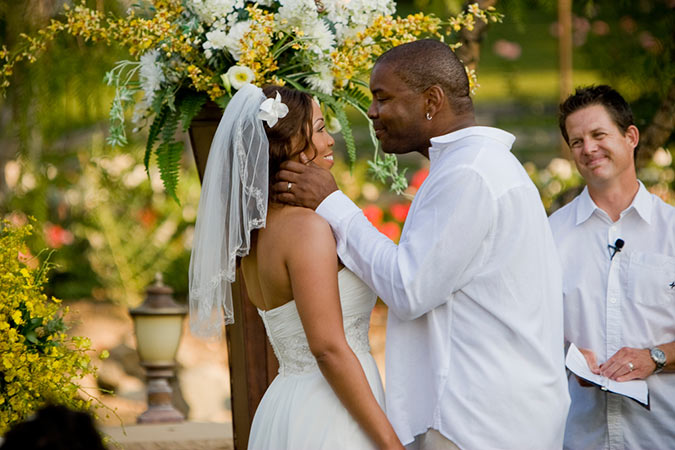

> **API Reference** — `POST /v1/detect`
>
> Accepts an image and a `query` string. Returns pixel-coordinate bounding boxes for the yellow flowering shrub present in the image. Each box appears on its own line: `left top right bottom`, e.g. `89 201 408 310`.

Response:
0 220 103 434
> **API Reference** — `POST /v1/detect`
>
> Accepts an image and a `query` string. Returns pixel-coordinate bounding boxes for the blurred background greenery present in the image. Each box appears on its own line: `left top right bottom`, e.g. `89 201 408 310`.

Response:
1 0 673 307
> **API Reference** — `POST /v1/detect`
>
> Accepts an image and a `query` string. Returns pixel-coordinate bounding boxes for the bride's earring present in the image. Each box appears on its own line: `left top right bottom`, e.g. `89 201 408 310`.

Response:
425 112 432 121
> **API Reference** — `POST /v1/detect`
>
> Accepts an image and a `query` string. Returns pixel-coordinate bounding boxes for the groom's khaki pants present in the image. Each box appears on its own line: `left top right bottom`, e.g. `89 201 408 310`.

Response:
406 428 460 450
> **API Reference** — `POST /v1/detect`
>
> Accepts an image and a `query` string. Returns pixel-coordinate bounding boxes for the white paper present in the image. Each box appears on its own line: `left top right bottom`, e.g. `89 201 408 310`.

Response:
565 343 649 406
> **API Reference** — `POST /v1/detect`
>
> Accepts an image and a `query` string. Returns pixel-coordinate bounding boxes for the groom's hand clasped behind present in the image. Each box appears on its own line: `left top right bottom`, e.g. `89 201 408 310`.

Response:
274 155 338 209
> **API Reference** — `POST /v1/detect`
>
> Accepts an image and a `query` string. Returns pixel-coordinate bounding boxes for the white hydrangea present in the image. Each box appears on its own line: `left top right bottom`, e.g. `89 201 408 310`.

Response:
323 0 395 43
187 0 240 25
305 18 336 55
223 20 252 61
133 50 165 123
139 50 165 95
203 27 229 52
304 62 334 95
277 0 320 29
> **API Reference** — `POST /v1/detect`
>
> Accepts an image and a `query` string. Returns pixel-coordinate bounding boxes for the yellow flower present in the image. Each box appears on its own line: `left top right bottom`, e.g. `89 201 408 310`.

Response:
10 310 23 325
0 220 107 434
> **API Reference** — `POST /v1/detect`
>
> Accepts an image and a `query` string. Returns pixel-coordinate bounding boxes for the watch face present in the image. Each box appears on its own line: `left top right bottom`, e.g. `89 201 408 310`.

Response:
651 348 666 366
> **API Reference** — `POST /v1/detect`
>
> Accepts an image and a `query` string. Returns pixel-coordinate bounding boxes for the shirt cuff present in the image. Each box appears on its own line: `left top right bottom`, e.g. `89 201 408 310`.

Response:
315 190 361 228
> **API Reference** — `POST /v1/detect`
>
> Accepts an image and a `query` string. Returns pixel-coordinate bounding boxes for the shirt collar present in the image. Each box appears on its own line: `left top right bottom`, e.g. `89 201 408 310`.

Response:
575 181 652 225
428 126 516 162
575 187 597 225
628 181 653 224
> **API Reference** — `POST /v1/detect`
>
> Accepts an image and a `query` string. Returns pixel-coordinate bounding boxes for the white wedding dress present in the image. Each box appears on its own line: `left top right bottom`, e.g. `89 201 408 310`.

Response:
248 268 385 450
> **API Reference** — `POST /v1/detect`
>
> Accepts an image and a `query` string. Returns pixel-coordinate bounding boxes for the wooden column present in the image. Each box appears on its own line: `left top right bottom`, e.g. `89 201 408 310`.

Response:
558 0 573 157
188 103 279 450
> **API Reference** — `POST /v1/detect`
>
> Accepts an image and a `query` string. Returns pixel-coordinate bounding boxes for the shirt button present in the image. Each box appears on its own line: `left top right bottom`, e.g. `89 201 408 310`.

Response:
609 298 617 304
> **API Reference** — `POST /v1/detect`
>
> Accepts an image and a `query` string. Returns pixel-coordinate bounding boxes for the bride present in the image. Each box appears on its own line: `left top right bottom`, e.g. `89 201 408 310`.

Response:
189 83 402 449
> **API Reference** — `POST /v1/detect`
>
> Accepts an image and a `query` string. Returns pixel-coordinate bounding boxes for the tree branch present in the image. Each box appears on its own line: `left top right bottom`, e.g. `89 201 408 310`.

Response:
455 0 499 70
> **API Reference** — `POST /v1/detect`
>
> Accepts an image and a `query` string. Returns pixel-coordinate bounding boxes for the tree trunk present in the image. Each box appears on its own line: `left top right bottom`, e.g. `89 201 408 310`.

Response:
637 80 675 168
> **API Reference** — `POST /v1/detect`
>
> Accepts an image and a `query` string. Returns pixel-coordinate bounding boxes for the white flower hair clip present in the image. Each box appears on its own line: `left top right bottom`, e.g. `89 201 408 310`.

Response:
258 91 289 128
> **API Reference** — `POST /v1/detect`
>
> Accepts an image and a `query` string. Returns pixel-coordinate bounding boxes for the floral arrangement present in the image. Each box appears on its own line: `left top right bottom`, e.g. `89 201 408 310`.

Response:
0 220 106 434
1 0 501 200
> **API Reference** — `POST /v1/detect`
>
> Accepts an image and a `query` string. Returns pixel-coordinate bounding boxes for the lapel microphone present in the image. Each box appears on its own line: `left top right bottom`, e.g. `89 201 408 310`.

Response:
608 238 624 260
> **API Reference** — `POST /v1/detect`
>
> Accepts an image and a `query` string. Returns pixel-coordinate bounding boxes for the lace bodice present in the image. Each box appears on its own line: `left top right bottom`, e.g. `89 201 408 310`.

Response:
258 268 376 376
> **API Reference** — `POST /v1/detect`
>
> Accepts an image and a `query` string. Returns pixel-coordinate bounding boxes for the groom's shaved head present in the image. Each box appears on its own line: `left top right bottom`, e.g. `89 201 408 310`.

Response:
375 39 473 115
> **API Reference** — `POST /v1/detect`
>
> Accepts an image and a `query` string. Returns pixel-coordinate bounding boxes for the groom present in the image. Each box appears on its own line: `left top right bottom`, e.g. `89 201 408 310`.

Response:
275 39 570 449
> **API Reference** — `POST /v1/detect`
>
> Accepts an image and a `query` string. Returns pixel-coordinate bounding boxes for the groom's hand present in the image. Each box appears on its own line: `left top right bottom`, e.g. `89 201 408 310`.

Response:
273 157 338 210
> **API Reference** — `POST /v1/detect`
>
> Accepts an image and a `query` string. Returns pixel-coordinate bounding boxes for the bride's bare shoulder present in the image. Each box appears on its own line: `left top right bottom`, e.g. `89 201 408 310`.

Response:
269 206 332 241
274 205 328 225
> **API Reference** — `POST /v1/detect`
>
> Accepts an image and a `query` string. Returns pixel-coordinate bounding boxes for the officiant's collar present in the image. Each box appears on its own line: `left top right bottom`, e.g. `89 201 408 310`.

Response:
428 126 516 163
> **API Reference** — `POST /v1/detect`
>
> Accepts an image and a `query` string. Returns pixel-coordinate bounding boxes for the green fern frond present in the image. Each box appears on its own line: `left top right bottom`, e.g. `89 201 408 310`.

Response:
161 108 180 144
155 140 183 204
145 105 169 173
155 110 182 203
331 105 356 167
178 92 208 132
340 86 371 112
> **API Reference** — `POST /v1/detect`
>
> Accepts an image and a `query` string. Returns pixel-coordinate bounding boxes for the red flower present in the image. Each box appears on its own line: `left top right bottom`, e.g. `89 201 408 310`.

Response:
138 207 158 228
362 205 383 226
377 222 401 242
410 168 429 189
389 203 411 223
44 223 74 249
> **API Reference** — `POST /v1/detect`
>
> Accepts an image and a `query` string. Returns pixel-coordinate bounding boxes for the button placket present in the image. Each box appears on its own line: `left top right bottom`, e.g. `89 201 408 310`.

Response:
605 223 623 362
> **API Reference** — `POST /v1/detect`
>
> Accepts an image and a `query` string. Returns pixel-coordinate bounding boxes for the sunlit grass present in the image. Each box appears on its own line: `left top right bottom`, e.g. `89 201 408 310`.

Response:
474 69 605 103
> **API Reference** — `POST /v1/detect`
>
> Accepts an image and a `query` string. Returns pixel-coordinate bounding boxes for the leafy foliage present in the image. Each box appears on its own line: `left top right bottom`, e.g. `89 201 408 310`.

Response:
0 220 106 433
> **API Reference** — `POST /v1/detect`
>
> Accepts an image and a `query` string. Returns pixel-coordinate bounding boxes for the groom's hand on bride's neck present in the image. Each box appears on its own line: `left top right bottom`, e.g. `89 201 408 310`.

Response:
273 157 338 210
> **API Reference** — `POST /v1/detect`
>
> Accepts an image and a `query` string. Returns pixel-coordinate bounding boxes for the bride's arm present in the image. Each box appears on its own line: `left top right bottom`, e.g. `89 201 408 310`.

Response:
285 211 402 450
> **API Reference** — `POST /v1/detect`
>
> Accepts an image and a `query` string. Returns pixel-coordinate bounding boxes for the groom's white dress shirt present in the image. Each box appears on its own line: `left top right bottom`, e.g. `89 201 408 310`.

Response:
316 126 570 449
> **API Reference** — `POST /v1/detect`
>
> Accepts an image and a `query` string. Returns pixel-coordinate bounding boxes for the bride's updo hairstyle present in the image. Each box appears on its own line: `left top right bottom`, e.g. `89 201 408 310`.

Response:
261 85 318 187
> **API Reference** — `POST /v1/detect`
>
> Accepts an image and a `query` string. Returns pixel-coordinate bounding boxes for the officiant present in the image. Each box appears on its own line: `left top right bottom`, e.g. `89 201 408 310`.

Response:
549 85 675 449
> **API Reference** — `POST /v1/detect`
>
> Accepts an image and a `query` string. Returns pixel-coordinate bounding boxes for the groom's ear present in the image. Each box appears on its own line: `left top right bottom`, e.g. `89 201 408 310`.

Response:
423 85 445 117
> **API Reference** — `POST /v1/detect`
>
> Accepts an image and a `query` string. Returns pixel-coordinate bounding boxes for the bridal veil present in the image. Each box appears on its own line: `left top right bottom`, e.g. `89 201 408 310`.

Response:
188 84 269 337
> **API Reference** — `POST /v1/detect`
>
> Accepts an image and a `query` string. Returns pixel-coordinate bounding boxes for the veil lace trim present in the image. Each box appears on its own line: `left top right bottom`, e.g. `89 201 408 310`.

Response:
188 84 269 338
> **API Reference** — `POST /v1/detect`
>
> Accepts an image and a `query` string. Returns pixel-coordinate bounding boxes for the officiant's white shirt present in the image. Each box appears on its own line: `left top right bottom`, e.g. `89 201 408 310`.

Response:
549 183 675 450
317 126 570 448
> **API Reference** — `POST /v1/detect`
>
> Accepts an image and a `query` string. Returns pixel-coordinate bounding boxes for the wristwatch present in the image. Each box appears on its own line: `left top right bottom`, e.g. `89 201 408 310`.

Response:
650 347 667 374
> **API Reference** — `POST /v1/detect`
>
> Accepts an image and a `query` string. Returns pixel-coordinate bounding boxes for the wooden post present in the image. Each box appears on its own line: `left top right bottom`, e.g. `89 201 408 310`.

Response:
188 103 279 450
558 0 573 157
